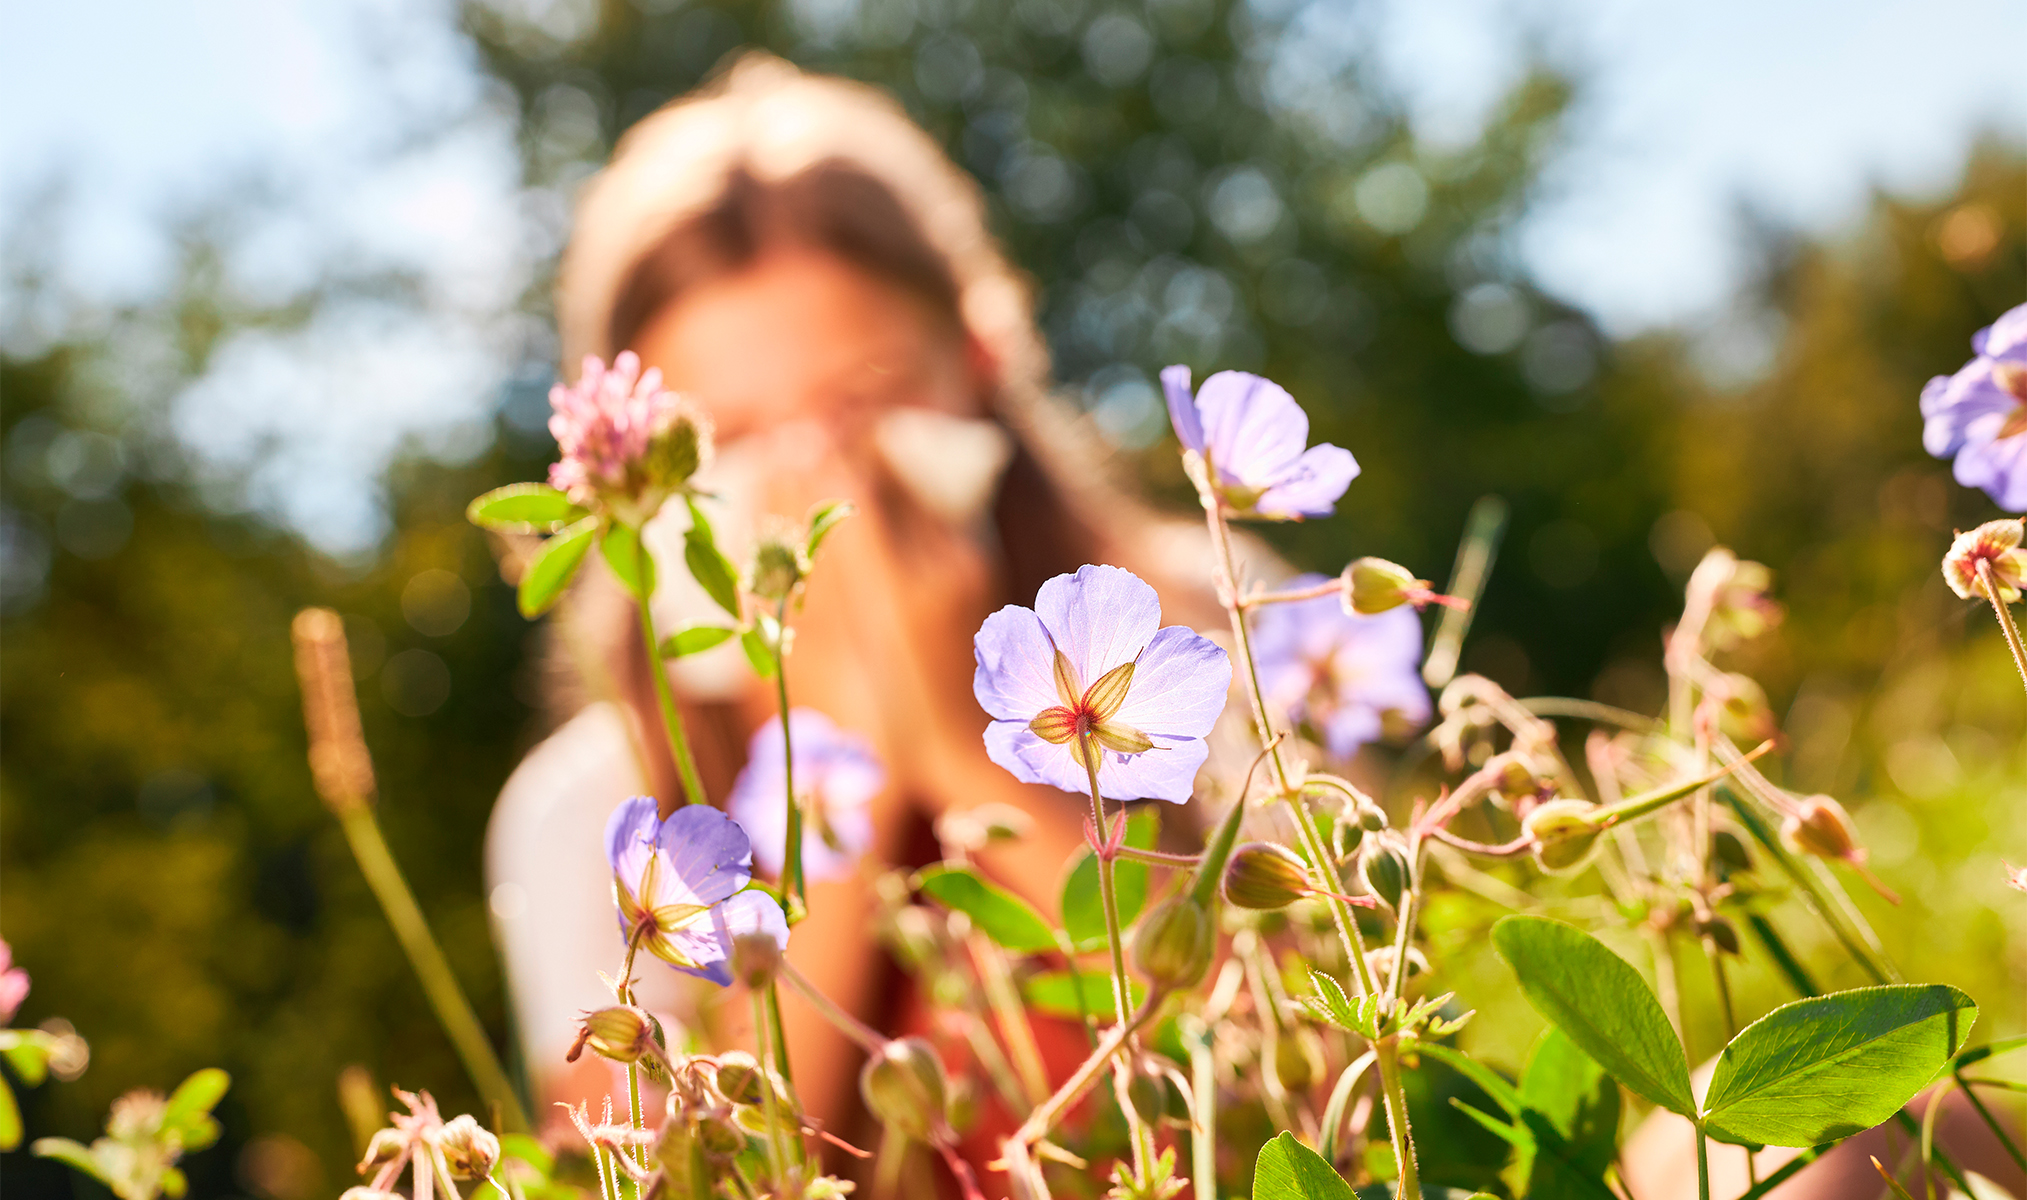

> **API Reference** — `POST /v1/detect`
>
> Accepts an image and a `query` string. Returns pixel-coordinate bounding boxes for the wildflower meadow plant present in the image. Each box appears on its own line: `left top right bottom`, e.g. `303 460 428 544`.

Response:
1923 302 2027 513
39 322 2027 1200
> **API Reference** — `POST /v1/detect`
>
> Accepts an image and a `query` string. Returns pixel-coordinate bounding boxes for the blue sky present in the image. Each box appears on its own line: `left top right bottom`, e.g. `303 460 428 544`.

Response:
3 0 2021 549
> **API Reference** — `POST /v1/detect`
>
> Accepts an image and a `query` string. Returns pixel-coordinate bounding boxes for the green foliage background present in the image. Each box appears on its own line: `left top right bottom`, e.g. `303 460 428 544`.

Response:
2 0 2022 1193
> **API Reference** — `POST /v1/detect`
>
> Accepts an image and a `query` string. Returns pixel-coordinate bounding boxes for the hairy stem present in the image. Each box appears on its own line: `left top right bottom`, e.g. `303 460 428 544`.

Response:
1080 736 1135 1031
1009 993 1164 1148
634 537 709 810
1977 560 2027 698
1375 1041 1421 1199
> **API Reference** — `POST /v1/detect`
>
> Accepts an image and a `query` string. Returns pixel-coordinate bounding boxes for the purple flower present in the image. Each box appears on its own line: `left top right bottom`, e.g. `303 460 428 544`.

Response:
727 709 884 883
1251 574 1431 761
604 797 789 986
0 940 26 1025
1161 366 1359 520
974 564 1231 803
1921 303 2027 512
549 352 708 521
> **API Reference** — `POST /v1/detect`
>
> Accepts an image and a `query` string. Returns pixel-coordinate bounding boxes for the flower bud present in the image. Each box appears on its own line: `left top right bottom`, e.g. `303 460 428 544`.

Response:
1271 1028 1325 1093
357 1128 406 1173
1357 832 1413 911
1487 752 1544 803
1358 804 1388 832
696 1109 747 1157
1127 1069 1169 1128
859 1037 948 1141
1523 800 1603 874
645 409 710 494
1341 557 1426 615
1942 518 2027 602
945 1074 979 1135
436 1115 500 1180
748 533 808 603
1331 816 1365 861
1223 842 1313 910
1132 896 1215 988
713 1052 772 1107
1698 915 1741 957
1711 830 1752 881
1710 673 1776 742
578 1005 654 1064
731 931 782 989
1783 795 1860 862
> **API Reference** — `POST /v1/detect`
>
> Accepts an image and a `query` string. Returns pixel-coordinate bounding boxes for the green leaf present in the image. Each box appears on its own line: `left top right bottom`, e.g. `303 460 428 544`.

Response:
1490 916 1696 1118
500 1133 556 1177
467 483 587 533
0 1076 19 1152
600 521 656 597
1252 1131 1353 1200
1061 809 1159 951
683 498 741 617
1520 1028 1619 1175
31 1137 106 1184
517 517 596 617
916 866 1056 954
804 500 854 559
660 624 737 658
1701 984 1978 1147
2 1032 49 1086
1020 970 1144 1021
1302 970 1384 1040
161 1165 189 1199
740 627 777 678
161 1068 230 1150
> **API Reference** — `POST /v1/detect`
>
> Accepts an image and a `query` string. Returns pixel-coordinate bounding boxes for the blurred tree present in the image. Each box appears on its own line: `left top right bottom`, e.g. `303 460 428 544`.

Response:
0 229 556 1189
462 0 1676 699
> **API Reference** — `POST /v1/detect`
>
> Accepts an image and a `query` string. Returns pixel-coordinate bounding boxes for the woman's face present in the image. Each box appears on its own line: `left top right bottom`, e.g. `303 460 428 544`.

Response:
629 244 987 447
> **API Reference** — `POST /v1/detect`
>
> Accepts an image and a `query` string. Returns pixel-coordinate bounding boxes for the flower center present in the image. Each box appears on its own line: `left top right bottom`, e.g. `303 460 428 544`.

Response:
1028 650 1156 762
1997 363 2027 440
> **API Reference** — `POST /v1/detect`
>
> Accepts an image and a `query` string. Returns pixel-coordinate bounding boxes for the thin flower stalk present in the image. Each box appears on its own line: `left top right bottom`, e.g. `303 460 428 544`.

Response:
772 597 807 915
1975 559 2027 695
1196 489 1418 1196
634 538 710 811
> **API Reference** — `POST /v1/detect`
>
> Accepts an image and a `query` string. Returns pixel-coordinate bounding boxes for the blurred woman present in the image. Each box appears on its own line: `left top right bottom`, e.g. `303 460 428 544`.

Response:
484 54 1247 1152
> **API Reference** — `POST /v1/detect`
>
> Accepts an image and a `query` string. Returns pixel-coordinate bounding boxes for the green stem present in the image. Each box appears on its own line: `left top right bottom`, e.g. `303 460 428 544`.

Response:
1181 1016 1217 1200
1080 735 1135 1030
1197 493 1417 1197
778 960 884 1053
1977 560 2027 697
773 598 806 915
634 537 709 809
1695 1123 1710 1200
1956 1069 2027 1171
1375 1041 1421 1199
752 988 794 1190
337 806 530 1132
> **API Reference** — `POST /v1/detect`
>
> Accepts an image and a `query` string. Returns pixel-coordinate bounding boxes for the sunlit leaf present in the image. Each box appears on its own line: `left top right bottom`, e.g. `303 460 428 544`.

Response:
916 865 1055 954
1520 1028 1619 1175
1701 985 1978 1147
740 626 776 678
466 483 587 533
600 521 656 597
660 624 737 658
684 498 741 617
1020 970 1142 1021
1251 1131 1352 1200
804 500 854 559
517 517 596 617
31 1137 105 1184
1491 916 1695 1118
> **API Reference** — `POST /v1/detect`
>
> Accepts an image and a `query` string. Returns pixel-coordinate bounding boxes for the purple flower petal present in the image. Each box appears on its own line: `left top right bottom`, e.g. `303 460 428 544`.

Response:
1161 364 1205 453
651 805 753 908
1194 371 1309 488
605 794 661 882
1955 414 2027 512
1035 564 1161 689
1975 306 2027 357
1094 736 1211 803
1112 625 1232 739
727 710 884 881
1250 576 1429 760
665 890 790 986
1255 443 1361 519
974 604 1061 720
982 720 1210 803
